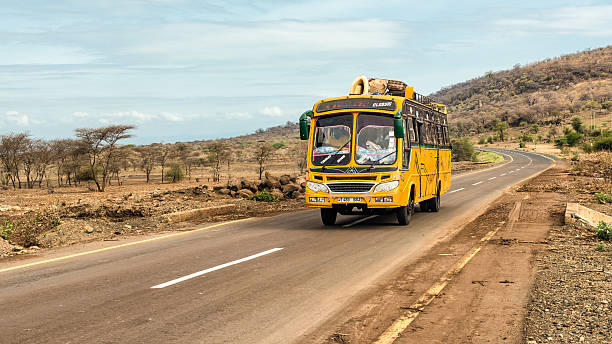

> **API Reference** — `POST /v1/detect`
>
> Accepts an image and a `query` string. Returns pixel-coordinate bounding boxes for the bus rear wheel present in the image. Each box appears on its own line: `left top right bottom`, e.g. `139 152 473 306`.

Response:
397 194 415 225
321 208 337 226
428 185 441 212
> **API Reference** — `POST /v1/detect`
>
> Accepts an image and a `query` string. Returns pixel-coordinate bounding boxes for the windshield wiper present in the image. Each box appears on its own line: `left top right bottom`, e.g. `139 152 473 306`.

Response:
321 140 350 171
366 150 396 171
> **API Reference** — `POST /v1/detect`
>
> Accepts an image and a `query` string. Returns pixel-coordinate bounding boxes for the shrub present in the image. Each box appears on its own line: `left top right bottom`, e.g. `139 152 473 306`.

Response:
565 131 583 146
451 138 475 161
272 141 286 149
571 117 584 132
248 190 277 202
76 165 102 181
519 141 526 148
478 137 486 144
594 221 611 241
593 136 612 151
596 241 605 251
581 143 594 153
487 136 494 144
571 152 579 161
595 193 612 204
165 163 184 183
0 220 14 240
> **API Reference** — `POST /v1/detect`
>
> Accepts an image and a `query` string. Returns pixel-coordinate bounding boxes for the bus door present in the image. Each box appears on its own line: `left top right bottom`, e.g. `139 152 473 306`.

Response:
415 119 426 198
435 124 440 189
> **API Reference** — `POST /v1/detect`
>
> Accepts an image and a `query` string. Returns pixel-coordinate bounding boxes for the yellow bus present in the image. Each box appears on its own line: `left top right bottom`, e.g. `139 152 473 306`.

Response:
299 77 451 226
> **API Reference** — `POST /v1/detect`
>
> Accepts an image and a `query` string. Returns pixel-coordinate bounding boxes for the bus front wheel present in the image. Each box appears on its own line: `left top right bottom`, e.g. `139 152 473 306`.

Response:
321 208 337 226
397 194 415 225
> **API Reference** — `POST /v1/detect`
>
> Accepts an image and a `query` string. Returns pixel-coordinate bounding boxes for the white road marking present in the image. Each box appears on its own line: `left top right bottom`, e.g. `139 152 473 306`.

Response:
500 173 506 176
151 248 284 289
487 177 496 180
447 188 465 194
342 215 379 228
508 171 514 174
472 181 482 185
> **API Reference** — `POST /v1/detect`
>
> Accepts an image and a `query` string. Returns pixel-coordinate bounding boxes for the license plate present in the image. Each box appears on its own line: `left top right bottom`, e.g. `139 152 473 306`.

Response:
337 197 362 203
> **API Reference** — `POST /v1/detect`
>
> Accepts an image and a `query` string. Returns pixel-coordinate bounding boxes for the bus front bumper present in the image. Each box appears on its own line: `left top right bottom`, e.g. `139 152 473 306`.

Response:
305 192 400 209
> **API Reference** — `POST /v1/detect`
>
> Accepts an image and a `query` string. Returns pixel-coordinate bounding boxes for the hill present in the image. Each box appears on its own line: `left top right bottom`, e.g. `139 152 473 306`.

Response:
430 46 612 138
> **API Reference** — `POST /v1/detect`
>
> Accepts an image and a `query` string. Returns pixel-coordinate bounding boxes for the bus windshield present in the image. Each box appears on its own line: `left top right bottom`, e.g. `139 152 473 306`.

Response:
312 113 352 166
355 113 396 165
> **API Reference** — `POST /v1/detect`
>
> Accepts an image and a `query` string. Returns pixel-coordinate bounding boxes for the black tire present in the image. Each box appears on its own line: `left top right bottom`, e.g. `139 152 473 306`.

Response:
419 200 429 212
321 208 337 226
429 184 441 212
397 193 415 225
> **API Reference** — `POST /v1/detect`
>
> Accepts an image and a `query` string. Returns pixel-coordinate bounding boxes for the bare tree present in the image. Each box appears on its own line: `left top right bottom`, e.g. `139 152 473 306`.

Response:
137 145 158 183
75 125 135 192
22 139 51 188
254 143 273 180
207 143 229 182
159 144 172 183
0 133 30 188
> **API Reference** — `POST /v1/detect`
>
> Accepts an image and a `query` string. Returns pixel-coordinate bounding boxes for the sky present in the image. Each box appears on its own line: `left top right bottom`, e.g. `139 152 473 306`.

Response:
1 0 611 144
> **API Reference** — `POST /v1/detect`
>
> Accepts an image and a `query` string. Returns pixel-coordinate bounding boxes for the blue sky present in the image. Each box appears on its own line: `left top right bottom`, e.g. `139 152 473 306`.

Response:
1 0 611 144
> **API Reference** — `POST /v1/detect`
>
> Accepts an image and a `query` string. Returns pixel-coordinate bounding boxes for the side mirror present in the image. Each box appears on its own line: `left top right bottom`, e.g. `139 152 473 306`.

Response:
299 111 313 140
394 114 404 139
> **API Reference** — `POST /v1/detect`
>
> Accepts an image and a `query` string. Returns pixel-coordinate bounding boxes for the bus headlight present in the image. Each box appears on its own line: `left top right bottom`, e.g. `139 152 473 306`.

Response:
307 181 330 193
373 180 399 193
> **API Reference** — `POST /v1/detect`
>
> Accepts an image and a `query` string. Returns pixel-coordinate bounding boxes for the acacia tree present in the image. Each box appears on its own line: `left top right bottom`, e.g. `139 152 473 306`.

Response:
207 143 229 182
158 144 172 183
0 133 30 188
22 139 51 188
137 145 158 183
254 143 273 180
75 125 135 192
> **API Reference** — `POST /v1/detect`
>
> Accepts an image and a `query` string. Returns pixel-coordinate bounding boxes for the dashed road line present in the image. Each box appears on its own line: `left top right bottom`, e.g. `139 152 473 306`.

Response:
0 218 251 274
151 247 284 289
487 177 496 180
500 173 506 176
472 181 482 186
447 188 465 194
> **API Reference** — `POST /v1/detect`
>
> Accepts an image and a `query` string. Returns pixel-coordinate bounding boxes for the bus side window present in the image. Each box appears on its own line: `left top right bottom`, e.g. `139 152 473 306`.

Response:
416 120 423 146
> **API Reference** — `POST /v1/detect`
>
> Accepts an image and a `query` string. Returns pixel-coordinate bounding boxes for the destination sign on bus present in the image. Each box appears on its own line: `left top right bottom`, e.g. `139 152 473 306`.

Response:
316 98 396 113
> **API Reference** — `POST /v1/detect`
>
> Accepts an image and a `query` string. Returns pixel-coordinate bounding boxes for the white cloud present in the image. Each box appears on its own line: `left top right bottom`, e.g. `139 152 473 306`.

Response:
0 44 100 66
122 19 403 62
160 112 185 121
495 5 612 36
259 106 283 117
225 112 252 120
5 110 30 126
72 111 90 118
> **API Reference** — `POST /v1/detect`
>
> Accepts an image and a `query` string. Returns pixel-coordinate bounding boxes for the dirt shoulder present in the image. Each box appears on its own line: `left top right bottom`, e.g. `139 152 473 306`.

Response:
309 155 611 343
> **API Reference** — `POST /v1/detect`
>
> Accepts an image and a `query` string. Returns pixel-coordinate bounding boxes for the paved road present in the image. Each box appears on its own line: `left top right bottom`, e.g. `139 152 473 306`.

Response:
0 149 555 344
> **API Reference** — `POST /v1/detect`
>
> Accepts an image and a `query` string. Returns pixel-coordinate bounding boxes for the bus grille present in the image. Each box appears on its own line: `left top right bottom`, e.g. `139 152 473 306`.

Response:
327 183 375 193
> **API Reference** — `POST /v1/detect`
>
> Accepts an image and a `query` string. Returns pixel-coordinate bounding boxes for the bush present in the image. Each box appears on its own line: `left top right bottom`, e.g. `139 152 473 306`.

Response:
596 241 605 251
519 141 526 148
487 136 494 144
451 138 475 161
272 141 286 149
478 137 486 144
165 163 184 183
594 221 611 241
565 131 583 146
248 190 277 202
76 165 101 181
0 220 14 240
593 136 612 151
595 193 612 204
571 117 584 132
